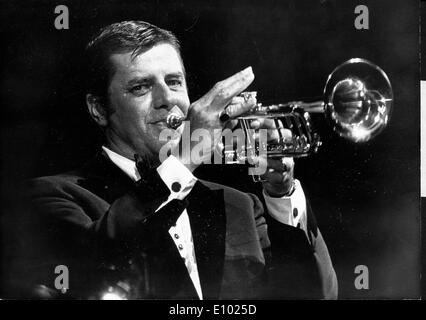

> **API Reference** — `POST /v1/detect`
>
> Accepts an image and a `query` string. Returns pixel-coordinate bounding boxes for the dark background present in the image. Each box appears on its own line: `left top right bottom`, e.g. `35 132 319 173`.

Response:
0 0 420 298
420 0 425 301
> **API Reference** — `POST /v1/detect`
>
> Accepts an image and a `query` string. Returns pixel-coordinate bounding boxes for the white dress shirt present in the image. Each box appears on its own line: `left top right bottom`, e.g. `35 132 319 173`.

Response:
263 179 308 235
102 146 308 299
102 147 203 299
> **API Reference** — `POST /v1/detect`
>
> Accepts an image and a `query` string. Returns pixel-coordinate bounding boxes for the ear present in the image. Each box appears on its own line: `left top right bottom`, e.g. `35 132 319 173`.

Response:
86 94 108 127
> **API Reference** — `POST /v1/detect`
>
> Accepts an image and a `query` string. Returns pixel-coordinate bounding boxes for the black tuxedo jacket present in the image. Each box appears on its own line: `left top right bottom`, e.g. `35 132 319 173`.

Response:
8 152 337 299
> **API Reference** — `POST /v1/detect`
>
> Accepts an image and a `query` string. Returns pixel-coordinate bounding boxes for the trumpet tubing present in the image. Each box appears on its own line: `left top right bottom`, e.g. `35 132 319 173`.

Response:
166 58 393 167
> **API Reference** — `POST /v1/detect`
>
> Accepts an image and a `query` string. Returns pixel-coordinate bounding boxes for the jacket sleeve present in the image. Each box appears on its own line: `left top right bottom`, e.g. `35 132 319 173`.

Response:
10 169 184 298
248 192 338 299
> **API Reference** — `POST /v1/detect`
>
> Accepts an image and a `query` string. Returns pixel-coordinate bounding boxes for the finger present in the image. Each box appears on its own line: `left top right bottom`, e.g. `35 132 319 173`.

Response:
250 154 268 173
279 126 292 141
265 157 294 175
281 157 295 169
282 158 295 176
223 94 257 119
262 158 294 184
253 119 293 142
227 96 246 105
254 118 289 134
262 171 289 185
276 119 292 141
224 119 239 130
251 118 278 141
252 128 279 142
256 118 277 129
250 119 261 129
266 158 291 173
209 67 255 108
267 121 280 142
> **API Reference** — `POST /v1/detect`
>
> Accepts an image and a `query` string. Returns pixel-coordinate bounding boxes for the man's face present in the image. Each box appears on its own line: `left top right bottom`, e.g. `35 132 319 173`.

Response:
105 43 190 160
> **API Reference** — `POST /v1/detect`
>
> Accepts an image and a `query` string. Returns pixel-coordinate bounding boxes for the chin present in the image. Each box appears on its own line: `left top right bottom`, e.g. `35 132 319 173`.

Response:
153 137 181 164
154 124 182 140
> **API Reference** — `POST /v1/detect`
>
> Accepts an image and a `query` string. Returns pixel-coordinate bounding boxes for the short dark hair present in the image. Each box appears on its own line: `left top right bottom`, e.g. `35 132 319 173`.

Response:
85 20 181 103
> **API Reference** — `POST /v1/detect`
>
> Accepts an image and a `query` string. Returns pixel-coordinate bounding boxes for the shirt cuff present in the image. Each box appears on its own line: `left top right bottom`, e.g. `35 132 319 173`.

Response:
156 155 198 200
263 179 308 234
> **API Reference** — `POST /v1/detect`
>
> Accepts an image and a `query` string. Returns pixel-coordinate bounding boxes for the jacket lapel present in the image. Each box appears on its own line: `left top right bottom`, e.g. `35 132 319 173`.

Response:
186 181 227 299
77 152 229 299
77 151 135 204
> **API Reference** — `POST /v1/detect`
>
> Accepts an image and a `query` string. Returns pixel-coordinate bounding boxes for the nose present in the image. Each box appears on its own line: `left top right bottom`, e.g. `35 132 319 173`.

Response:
152 82 177 111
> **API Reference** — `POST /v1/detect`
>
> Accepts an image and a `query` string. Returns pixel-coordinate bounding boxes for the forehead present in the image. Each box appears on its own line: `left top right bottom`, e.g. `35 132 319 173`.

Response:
109 43 184 79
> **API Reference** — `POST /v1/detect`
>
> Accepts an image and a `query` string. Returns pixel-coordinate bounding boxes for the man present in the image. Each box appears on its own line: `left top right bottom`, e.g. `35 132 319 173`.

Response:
9 21 337 299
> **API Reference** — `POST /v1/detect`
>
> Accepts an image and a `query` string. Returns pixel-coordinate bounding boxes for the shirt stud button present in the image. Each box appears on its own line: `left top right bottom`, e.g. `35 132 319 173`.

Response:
293 208 298 218
178 244 184 250
174 234 179 239
171 182 181 192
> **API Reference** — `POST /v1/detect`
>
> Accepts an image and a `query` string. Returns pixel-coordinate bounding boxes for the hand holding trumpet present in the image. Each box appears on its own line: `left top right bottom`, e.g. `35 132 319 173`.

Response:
170 66 295 196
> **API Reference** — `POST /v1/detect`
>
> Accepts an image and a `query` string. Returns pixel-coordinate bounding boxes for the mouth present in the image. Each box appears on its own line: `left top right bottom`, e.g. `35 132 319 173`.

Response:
148 105 186 127
149 116 174 128
150 120 183 137
150 119 167 125
150 117 185 129
151 120 171 131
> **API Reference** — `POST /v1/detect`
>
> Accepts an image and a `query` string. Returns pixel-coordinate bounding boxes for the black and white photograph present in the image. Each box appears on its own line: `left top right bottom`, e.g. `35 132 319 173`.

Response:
0 0 420 303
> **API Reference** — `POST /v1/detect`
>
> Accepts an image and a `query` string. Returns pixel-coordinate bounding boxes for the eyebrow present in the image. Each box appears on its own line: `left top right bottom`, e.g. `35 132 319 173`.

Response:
125 77 151 87
165 71 185 78
125 72 185 87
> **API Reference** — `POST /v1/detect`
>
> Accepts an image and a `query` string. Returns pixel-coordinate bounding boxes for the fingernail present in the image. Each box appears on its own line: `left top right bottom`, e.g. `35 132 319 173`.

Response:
243 66 253 74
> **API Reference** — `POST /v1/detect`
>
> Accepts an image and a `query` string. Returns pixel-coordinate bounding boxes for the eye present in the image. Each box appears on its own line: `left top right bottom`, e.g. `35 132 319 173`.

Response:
129 83 151 96
167 79 183 89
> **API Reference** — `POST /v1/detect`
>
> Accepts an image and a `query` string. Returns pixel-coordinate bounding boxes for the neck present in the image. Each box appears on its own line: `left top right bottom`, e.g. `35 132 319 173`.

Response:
104 135 160 168
104 139 134 161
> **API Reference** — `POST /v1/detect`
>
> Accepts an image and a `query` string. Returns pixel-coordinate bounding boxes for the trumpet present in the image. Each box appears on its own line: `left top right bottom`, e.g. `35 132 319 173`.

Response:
167 58 393 163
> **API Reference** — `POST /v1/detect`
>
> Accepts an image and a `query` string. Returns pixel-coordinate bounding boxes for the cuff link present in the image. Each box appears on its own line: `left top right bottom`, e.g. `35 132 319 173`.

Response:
171 182 181 192
293 208 298 218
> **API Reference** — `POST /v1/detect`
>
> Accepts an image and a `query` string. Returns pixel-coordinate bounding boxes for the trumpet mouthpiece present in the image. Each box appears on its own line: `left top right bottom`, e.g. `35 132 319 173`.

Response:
166 113 184 129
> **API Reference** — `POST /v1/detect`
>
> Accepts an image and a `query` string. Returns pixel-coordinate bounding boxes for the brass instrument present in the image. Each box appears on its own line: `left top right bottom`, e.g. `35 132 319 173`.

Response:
167 58 393 174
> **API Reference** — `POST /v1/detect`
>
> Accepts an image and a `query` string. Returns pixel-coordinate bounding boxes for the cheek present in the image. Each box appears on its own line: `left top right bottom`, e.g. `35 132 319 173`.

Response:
119 108 146 131
109 96 150 135
182 95 191 114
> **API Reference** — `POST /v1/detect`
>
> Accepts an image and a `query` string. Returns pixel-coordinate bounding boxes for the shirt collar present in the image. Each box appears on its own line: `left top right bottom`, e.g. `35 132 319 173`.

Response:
102 146 141 182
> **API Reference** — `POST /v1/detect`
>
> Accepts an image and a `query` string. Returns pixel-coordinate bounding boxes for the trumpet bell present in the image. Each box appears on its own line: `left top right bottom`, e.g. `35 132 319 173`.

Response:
324 58 393 142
